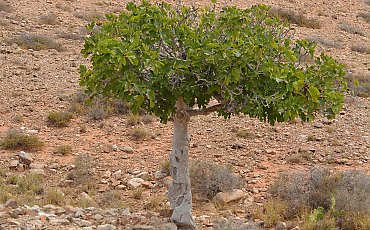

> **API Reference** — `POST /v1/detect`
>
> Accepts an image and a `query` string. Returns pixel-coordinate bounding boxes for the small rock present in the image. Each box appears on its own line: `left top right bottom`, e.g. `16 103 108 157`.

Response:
79 192 94 204
154 171 167 180
127 178 145 189
9 160 19 169
102 170 112 179
4 199 18 209
116 185 126 190
132 225 154 230
16 151 33 165
112 170 122 180
252 188 259 194
291 227 301 230
137 172 150 181
29 163 44 169
213 189 245 206
75 208 84 218
111 144 119 151
122 146 134 153
159 223 177 230
322 117 333 124
265 149 277 154
97 224 117 230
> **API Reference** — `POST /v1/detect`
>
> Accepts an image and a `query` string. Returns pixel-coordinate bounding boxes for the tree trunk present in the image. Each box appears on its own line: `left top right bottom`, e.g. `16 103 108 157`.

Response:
168 98 198 229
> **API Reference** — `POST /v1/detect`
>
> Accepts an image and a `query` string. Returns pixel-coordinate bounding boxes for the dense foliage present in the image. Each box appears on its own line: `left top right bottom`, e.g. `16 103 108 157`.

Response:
80 1 346 124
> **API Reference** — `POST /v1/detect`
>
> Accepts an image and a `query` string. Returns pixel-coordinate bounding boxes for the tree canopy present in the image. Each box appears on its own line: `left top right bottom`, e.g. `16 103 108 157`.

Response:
80 1 346 124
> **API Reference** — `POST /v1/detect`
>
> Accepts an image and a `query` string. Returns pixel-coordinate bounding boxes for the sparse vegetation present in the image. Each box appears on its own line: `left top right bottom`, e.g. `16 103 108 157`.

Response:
268 168 370 229
339 23 366 36
44 188 65 206
47 111 73 127
17 173 44 196
189 160 243 199
99 190 125 208
7 33 64 51
39 13 59 25
132 188 143 199
159 159 170 175
142 114 155 124
0 129 44 151
144 195 166 211
234 128 256 139
269 7 321 29
54 145 73 155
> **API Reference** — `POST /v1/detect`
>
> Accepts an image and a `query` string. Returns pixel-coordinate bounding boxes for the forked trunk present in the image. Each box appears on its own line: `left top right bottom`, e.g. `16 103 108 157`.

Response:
168 98 197 229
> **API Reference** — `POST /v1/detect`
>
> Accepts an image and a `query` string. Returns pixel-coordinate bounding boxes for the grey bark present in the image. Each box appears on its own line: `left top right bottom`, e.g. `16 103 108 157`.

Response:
168 98 198 229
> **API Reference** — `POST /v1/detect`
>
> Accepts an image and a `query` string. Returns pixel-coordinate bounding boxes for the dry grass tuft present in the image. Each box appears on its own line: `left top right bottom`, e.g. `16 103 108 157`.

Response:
54 145 73 156
346 73 370 98
358 12 370 23
190 160 243 199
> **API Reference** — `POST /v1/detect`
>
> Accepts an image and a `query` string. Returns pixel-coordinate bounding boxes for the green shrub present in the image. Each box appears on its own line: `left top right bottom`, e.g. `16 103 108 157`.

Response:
47 111 73 127
0 129 44 151
189 160 243 199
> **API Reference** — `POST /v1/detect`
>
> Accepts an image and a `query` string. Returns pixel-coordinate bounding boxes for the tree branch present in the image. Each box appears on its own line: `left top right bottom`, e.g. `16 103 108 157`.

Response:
187 103 225 116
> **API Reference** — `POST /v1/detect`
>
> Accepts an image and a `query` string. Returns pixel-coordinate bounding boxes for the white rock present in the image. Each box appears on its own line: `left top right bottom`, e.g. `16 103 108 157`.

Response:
97 224 117 230
137 172 150 181
127 178 145 189
154 171 167 180
213 189 246 206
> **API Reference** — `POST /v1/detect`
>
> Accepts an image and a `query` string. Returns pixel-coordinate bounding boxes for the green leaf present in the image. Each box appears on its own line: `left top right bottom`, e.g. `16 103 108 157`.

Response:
308 86 320 103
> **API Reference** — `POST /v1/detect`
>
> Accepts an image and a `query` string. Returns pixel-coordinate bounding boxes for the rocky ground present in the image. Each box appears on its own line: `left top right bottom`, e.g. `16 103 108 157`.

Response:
0 0 369 229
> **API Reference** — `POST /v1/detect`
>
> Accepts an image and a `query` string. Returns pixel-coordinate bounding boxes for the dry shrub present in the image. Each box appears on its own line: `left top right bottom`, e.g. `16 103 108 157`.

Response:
339 23 366 36
57 31 84 41
73 10 103 21
126 114 142 126
252 199 288 227
189 160 243 199
128 128 150 140
0 129 43 151
351 45 370 54
269 7 321 29
44 188 65 206
358 12 370 23
67 154 94 186
269 168 370 229
39 13 59 25
144 195 167 211
99 190 125 208
7 33 64 51
346 73 370 98
56 3 72 12
307 36 343 49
